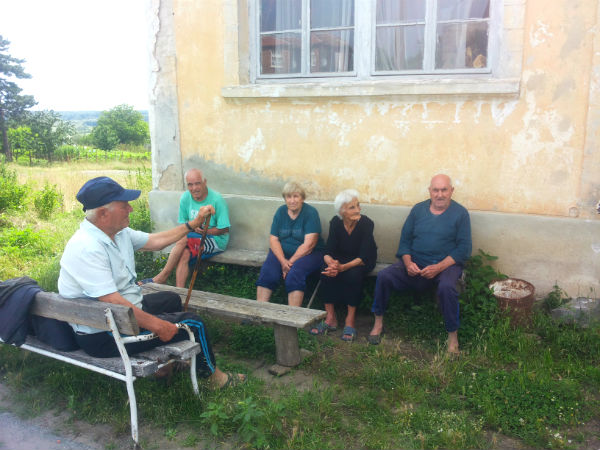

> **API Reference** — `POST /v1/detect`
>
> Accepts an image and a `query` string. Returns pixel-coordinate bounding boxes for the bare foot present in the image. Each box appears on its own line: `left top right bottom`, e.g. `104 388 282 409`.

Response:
447 331 460 355
209 369 246 389
369 315 384 337
151 273 168 285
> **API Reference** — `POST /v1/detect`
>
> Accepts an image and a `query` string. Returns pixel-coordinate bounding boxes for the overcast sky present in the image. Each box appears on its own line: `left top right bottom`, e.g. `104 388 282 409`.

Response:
0 0 150 111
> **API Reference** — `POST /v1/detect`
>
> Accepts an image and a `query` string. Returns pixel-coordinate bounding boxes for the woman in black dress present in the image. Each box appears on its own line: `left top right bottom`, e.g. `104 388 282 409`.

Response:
310 189 377 341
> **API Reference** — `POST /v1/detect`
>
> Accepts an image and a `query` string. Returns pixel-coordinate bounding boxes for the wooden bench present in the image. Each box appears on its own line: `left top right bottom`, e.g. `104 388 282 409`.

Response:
211 249 390 308
141 283 326 373
2 291 203 450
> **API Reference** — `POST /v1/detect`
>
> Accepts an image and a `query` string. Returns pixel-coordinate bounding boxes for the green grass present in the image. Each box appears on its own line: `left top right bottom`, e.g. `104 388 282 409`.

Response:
0 162 599 449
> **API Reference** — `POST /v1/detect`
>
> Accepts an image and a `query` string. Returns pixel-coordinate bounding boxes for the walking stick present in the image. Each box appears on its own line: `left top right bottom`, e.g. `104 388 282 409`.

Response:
183 214 211 311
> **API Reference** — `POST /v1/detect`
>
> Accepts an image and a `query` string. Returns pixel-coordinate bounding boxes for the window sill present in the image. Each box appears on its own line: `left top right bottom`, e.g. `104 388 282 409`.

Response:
221 78 521 100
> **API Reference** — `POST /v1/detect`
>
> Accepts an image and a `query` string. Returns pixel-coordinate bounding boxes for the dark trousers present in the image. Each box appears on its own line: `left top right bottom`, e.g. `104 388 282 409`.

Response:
75 292 216 377
370 260 462 332
320 265 370 307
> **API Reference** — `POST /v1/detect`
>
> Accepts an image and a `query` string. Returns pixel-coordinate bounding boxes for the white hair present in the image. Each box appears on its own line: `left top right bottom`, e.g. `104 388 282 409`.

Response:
85 201 115 222
184 168 204 182
334 189 359 218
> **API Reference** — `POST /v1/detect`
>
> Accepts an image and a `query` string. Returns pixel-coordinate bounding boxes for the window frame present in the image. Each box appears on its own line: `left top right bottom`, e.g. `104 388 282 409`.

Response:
250 0 499 83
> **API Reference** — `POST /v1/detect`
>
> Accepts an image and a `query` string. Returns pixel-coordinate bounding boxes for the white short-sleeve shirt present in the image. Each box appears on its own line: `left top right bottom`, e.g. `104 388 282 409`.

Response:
58 219 149 334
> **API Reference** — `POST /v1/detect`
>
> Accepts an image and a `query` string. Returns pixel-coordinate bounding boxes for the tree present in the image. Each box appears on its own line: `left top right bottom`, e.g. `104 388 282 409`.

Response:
26 110 75 162
7 125 35 164
92 104 149 150
0 35 36 162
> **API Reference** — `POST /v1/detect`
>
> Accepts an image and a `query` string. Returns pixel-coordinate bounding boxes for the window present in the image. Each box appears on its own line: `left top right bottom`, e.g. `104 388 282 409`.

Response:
252 0 493 81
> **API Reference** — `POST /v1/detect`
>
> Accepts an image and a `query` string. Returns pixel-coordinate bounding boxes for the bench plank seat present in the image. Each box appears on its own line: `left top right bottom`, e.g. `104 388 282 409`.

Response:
22 336 160 377
141 283 325 328
211 248 390 276
141 283 326 367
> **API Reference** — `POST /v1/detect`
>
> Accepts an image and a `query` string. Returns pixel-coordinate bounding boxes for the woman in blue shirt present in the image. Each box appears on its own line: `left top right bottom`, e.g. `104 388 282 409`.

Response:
256 182 325 306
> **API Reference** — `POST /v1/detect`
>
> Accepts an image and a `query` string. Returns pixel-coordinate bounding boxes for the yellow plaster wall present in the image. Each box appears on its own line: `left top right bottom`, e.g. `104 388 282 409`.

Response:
172 0 598 219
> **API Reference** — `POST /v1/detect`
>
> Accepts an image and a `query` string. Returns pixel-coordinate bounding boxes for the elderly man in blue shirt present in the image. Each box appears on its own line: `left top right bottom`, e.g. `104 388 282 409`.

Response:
368 174 472 354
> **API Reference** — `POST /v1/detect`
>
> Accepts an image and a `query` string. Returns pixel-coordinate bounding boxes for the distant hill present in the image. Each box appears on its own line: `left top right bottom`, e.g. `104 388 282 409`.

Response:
58 110 149 134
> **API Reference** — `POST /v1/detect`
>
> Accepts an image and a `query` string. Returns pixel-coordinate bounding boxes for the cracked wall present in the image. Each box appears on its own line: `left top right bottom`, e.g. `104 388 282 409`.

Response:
148 0 600 296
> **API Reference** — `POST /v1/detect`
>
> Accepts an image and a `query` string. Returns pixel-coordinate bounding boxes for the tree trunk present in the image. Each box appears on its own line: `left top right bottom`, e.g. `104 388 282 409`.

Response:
0 107 13 162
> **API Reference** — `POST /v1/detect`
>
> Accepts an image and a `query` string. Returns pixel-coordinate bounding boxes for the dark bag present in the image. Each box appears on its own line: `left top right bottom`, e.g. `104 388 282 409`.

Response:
30 316 79 351
142 291 182 315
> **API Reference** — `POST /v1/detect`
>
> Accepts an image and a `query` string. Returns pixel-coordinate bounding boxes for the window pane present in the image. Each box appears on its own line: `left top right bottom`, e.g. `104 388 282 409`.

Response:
437 0 489 21
435 22 488 69
260 0 301 32
311 0 354 28
375 25 424 71
376 0 425 23
310 30 354 72
260 33 302 74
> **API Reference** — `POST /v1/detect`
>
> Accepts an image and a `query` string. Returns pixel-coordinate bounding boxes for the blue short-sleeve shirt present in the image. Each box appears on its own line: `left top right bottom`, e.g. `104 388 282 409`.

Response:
58 219 149 334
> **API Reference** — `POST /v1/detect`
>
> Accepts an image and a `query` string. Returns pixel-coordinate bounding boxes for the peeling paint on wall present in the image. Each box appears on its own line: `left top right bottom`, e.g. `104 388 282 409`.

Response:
491 100 518 126
530 20 553 47
238 128 265 163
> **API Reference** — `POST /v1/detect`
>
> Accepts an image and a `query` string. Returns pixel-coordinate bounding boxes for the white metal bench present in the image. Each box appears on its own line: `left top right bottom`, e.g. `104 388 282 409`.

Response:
3 291 202 450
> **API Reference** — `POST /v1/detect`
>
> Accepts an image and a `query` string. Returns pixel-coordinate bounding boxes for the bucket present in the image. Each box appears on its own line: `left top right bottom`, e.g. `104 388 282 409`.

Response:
489 278 535 326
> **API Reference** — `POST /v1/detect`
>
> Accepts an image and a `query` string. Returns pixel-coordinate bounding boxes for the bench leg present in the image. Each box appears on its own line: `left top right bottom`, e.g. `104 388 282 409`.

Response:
273 324 301 367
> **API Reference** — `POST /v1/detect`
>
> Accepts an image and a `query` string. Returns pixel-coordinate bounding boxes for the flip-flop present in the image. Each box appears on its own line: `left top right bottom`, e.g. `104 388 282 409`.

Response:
341 326 356 342
138 278 154 285
221 372 247 389
309 321 337 335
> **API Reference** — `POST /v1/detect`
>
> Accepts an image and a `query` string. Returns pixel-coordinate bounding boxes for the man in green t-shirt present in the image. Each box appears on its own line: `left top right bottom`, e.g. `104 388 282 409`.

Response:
146 168 230 287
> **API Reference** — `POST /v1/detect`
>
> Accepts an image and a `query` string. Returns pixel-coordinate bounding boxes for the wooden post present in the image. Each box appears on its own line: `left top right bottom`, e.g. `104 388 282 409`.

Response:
273 324 301 367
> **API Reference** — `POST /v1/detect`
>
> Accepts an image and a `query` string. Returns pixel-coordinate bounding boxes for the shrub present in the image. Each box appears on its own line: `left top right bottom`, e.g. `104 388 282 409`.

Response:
459 249 506 343
0 226 49 258
0 164 28 214
33 183 63 219
541 283 569 312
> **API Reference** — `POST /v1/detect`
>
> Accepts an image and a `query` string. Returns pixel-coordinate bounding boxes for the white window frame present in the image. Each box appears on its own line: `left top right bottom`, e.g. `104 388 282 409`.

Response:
222 0 523 99
250 0 499 82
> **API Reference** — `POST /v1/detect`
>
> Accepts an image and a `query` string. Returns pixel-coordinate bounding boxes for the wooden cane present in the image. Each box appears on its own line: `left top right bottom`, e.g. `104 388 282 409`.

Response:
183 214 211 311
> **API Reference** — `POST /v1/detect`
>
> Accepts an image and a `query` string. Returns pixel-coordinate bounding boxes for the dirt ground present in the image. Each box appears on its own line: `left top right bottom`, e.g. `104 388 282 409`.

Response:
1 319 599 450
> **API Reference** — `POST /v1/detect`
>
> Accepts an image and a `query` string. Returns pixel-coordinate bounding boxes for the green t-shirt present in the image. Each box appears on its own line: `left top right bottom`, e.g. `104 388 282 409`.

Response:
178 188 230 250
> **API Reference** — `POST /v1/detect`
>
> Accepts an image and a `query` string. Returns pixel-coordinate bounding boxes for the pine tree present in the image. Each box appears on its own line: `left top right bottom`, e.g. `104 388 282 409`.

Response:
0 35 36 162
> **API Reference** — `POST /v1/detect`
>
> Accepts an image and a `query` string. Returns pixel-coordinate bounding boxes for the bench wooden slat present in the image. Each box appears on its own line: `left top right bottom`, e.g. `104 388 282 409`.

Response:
138 340 201 362
211 248 390 275
30 292 140 336
211 249 268 267
22 336 159 377
141 283 326 328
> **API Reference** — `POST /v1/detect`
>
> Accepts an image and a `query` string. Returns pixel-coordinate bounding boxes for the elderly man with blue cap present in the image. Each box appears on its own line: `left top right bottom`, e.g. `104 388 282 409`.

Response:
58 176 245 388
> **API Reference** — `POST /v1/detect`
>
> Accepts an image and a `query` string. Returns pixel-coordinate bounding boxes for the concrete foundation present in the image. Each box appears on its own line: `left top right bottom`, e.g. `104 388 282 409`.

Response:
149 190 600 298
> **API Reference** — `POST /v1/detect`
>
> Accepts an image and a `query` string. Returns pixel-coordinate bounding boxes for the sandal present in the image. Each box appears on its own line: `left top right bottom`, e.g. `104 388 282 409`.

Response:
309 321 337 335
220 372 247 389
367 328 385 345
341 326 356 342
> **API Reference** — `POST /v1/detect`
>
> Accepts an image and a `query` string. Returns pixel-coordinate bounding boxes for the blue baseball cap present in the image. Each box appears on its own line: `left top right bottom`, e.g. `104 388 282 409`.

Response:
76 176 141 211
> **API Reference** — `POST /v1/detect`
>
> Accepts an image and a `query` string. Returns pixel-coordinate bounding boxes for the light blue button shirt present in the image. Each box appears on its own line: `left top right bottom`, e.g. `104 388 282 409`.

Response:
58 219 149 334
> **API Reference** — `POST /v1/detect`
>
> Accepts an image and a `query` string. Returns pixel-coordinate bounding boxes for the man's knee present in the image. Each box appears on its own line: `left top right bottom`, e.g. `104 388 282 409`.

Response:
377 263 402 287
178 248 191 266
